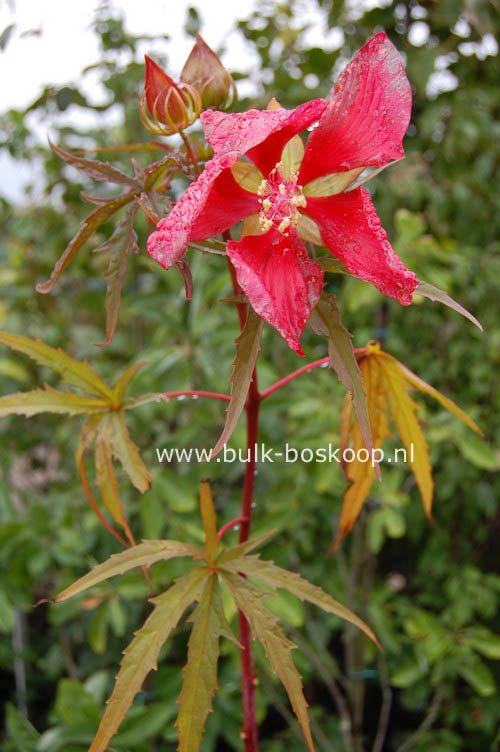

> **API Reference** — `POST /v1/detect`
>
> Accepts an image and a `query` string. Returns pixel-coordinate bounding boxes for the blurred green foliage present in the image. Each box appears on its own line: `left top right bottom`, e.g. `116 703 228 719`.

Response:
0 1 499 750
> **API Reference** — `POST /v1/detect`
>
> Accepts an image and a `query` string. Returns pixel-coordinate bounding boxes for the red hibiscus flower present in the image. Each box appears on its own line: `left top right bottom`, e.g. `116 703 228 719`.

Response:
148 32 419 354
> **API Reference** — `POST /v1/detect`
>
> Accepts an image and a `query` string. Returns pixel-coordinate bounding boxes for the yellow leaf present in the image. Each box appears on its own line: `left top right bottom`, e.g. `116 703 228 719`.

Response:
336 355 390 545
0 331 113 401
223 572 315 752
389 356 482 435
95 432 128 533
199 480 218 564
55 540 204 602
379 357 433 518
0 386 109 417
224 555 379 647
107 410 150 493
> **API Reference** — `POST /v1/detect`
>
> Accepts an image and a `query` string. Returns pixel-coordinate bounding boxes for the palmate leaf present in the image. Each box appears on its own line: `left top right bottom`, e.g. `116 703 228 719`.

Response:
94 430 130 534
53 480 378 752
0 385 109 417
113 361 148 405
0 331 113 400
212 309 264 458
199 480 219 564
311 294 375 464
0 331 154 542
49 139 140 188
55 540 204 603
36 192 134 294
336 356 391 546
337 342 482 543
89 568 206 752
94 204 139 347
223 555 378 646
105 410 151 493
217 529 277 565
390 356 482 435
176 576 237 752
379 356 434 517
223 572 315 752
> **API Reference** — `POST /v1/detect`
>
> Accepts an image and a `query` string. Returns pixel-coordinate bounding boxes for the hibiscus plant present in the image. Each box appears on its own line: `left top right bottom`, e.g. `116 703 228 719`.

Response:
0 29 485 752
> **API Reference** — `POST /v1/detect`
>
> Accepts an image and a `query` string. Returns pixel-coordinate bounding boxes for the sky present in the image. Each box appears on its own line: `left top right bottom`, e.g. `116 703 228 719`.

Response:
0 0 259 108
0 0 263 201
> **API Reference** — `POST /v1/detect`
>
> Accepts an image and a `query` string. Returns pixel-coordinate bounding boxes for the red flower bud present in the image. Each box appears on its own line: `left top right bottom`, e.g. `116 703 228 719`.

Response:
180 35 236 110
141 55 201 136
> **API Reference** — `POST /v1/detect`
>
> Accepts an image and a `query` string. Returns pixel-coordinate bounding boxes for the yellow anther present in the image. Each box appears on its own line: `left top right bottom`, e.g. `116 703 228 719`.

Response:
262 198 272 213
257 179 268 196
291 194 307 208
278 183 286 195
278 217 291 233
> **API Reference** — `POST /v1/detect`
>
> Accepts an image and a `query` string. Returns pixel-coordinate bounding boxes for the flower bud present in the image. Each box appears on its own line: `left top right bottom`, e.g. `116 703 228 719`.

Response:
140 55 202 136
180 35 236 110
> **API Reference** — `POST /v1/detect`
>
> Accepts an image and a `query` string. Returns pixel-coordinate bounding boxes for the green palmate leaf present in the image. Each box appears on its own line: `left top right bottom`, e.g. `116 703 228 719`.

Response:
36 192 134 294
55 540 204 602
223 572 315 752
176 577 227 752
311 294 374 461
105 410 150 493
94 431 128 531
216 529 277 565
88 568 206 752
212 309 264 458
415 281 483 331
199 480 218 564
112 362 147 405
49 139 140 188
94 205 139 347
0 331 114 401
224 555 379 647
0 386 109 417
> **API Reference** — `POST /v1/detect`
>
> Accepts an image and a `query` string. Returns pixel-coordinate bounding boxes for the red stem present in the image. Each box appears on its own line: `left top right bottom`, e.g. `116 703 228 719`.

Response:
261 348 365 400
223 237 261 751
162 389 230 402
239 372 261 751
218 516 250 539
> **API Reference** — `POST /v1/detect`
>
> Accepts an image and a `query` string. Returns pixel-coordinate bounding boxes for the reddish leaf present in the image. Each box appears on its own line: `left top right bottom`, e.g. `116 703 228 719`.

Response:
49 139 139 188
36 193 134 294
211 309 263 458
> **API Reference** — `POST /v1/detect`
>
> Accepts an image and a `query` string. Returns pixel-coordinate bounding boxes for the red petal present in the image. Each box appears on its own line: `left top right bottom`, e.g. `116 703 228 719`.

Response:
144 55 180 114
227 229 324 354
303 187 418 304
202 99 326 177
147 156 259 270
299 33 412 185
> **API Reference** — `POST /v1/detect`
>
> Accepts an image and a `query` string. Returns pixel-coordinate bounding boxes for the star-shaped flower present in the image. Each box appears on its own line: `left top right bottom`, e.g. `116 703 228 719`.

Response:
148 32 419 354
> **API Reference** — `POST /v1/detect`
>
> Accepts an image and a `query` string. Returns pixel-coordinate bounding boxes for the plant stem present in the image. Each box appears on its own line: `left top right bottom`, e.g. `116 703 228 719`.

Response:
162 389 230 402
261 349 365 400
261 357 329 399
218 516 250 539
